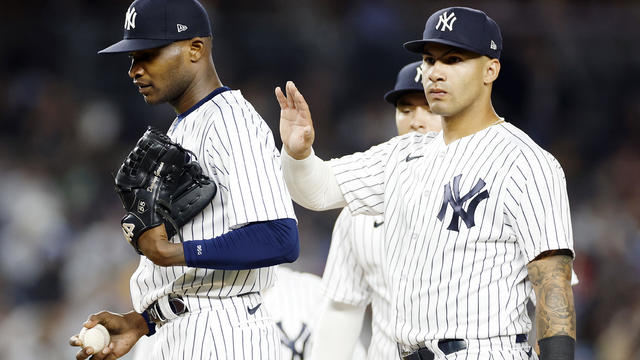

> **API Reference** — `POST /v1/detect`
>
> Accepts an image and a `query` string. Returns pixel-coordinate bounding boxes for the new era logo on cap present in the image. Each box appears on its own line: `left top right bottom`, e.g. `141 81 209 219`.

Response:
177 24 188 32
403 7 503 59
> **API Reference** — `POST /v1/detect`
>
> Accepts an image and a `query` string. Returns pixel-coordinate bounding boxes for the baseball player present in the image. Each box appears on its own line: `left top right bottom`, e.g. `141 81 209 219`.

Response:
311 61 442 360
70 0 298 359
276 6 576 360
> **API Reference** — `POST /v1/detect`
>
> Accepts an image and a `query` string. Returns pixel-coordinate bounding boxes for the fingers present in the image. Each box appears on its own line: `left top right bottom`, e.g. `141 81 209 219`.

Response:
75 344 113 360
274 86 287 110
84 311 110 329
285 81 296 109
70 335 82 347
292 86 309 113
75 346 96 360
92 343 115 360
276 81 304 112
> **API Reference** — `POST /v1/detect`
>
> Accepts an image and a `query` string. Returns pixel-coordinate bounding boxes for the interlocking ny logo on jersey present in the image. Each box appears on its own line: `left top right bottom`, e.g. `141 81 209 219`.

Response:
124 7 137 30
437 174 489 231
436 11 457 32
276 321 311 360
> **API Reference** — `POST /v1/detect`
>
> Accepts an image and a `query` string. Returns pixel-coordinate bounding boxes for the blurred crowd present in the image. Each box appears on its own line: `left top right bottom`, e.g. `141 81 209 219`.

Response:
0 0 638 359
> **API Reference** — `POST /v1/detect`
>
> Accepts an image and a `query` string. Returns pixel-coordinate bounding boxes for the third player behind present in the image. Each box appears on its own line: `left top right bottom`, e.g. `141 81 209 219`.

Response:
277 6 576 360
310 61 442 360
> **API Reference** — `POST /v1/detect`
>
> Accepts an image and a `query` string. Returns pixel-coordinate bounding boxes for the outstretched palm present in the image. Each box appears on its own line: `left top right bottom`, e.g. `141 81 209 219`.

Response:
275 81 315 159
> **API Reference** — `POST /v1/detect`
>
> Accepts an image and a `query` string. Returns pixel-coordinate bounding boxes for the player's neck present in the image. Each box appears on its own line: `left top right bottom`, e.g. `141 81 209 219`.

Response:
441 101 501 145
171 66 223 114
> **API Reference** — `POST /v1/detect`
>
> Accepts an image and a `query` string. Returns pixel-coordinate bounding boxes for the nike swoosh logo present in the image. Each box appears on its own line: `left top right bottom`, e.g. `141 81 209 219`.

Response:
373 220 384 228
247 303 262 315
405 154 423 162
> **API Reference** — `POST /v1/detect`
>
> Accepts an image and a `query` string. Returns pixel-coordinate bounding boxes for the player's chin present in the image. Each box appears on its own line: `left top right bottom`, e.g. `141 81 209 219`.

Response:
427 102 450 116
141 94 163 105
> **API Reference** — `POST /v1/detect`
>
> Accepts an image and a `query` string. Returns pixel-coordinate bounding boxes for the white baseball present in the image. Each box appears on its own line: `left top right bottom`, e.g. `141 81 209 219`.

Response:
79 324 110 353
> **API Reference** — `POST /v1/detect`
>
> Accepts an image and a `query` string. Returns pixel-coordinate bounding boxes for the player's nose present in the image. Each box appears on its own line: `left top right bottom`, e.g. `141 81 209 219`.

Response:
128 60 144 79
410 118 426 133
426 61 445 83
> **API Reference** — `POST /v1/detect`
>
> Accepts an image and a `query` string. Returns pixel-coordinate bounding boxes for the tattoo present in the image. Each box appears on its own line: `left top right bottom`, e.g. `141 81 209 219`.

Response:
527 254 576 340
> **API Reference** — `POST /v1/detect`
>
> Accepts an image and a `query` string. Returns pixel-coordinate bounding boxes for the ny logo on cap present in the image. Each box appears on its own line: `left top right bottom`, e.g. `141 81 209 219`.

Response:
414 63 424 83
124 6 137 30
435 11 457 32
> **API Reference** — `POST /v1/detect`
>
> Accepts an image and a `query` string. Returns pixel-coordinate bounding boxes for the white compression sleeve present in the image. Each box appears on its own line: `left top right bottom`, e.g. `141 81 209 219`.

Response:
309 297 366 360
281 148 347 211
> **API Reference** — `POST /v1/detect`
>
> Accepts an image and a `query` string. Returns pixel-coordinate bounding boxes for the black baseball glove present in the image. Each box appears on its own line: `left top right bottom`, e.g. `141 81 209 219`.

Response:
114 127 217 254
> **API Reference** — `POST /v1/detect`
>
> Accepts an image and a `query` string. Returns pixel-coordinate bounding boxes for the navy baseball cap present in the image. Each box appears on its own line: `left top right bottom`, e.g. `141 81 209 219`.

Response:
98 0 212 54
384 61 425 105
404 7 502 59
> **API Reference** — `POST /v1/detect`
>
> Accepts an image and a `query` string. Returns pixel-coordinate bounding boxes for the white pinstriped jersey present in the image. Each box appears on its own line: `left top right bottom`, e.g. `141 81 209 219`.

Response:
322 209 397 360
129 89 297 313
329 122 573 346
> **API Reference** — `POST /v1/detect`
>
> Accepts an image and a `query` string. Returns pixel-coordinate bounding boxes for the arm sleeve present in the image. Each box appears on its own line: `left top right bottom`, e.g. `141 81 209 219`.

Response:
505 151 574 262
308 297 367 360
330 138 399 216
282 136 403 216
321 209 372 306
183 218 299 269
281 148 347 210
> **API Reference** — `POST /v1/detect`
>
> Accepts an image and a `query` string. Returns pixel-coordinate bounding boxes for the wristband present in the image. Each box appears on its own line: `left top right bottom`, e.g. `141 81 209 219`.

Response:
538 335 575 360
140 310 157 336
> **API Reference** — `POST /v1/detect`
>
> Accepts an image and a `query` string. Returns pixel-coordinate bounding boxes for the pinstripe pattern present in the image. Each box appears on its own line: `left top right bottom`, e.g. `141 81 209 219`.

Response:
128 89 295 359
322 209 397 359
145 293 281 360
263 267 323 359
329 122 572 353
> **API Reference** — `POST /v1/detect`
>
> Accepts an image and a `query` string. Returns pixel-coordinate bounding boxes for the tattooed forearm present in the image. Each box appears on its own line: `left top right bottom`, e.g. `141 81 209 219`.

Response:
527 253 576 340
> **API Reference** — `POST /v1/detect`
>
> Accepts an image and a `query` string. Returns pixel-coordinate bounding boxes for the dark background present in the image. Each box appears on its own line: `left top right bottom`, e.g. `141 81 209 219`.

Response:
0 1 638 358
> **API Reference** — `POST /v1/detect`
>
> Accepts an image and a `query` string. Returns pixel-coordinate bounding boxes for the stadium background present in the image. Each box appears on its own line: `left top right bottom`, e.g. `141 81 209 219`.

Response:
0 0 638 359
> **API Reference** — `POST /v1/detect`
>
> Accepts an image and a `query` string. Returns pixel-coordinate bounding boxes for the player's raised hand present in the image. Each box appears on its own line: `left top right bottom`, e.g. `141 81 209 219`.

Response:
275 81 315 159
70 311 148 360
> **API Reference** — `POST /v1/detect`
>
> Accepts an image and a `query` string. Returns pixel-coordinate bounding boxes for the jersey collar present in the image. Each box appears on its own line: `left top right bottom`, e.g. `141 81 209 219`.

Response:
176 86 231 123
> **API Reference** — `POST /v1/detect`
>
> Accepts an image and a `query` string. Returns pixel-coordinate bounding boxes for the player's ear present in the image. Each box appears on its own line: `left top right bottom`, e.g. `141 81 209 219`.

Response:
188 38 206 62
483 58 500 85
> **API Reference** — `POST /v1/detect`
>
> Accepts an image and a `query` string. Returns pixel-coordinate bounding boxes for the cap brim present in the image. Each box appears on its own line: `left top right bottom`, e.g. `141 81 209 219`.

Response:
383 89 424 105
403 38 481 55
98 39 175 54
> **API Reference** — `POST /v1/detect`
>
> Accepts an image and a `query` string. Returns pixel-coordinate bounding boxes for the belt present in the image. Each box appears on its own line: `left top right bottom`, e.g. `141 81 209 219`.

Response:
146 294 189 327
401 334 528 360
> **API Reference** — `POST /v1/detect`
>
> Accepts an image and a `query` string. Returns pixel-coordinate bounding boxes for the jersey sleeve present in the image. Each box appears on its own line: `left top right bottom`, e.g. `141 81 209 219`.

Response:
208 92 297 229
505 151 574 262
329 137 400 216
321 208 372 306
